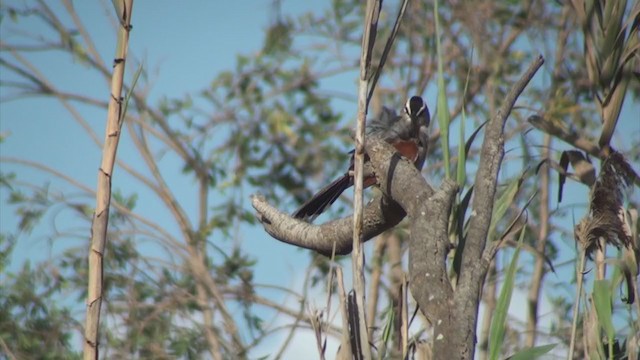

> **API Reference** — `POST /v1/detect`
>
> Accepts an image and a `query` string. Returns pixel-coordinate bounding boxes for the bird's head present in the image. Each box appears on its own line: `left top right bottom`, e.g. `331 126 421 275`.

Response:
404 96 430 128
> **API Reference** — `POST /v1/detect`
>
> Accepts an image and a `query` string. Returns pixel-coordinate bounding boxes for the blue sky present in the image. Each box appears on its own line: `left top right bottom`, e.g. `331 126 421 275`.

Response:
1 0 639 356
0 1 327 276
0 1 336 355
0 3 331 353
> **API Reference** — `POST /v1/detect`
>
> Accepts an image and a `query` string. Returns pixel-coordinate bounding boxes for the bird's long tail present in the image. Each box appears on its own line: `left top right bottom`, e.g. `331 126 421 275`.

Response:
292 174 352 222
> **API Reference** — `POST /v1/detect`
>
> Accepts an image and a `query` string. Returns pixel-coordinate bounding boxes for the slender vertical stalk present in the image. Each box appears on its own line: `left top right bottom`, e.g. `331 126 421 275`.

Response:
84 1 134 359
526 134 551 347
336 267 353 359
400 274 408 359
387 234 403 349
568 249 587 360
351 1 380 358
595 239 607 279
367 235 386 336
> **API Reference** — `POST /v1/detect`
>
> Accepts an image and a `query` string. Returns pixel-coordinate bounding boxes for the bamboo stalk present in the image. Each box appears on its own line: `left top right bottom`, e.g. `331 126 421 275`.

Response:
83 1 134 359
568 249 587 360
351 1 381 359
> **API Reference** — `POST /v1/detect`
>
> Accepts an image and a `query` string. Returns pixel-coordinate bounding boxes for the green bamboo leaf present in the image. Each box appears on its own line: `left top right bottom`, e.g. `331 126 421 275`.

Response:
456 102 466 187
488 173 525 241
378 305 394 360
434 0 450 179
464 120 488 161
592 279 615 357
507 343 557 360
121 64 143 125
488 226 526 360
456 49 473 188
600 0 625 63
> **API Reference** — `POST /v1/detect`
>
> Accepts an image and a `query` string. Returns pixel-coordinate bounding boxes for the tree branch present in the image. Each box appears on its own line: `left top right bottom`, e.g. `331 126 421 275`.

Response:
462 55 544 285
251 193 406 256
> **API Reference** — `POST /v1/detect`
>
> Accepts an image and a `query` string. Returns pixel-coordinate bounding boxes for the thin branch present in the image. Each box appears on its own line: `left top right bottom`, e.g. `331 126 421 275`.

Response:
367 0 410 103
351 2 381 357
61 0 108 72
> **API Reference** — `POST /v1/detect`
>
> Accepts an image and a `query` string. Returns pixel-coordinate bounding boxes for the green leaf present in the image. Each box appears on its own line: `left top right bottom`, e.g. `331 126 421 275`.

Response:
379 305 395 359
508 343 557 360
488 226 526 360
456 48 474 188
434 0 450 179
592 279 615 355
121 63 144 126
488 173 525 241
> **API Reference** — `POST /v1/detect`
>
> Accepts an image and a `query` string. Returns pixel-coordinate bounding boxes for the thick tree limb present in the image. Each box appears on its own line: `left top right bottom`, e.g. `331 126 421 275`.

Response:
456 55 544 358
465 55 544 281
251 193 406 256
363 55 544 359
363 131 462 356
364 133 454 324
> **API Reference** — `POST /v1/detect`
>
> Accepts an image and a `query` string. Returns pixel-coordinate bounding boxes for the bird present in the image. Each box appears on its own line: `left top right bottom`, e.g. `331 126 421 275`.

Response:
292 96 430 222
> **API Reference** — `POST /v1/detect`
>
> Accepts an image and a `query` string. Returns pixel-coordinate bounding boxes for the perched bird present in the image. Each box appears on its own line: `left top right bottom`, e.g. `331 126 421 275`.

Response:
292 96 430 221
